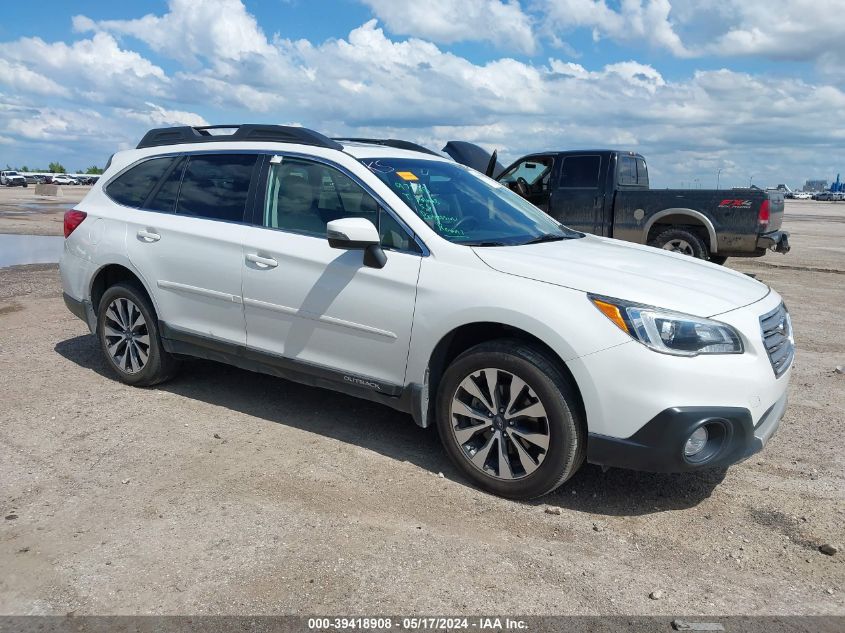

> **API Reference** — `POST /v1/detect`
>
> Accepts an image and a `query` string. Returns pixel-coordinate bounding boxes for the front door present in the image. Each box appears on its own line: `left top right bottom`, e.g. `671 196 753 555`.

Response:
498 156 554 212
241 155 422 389
548 154 606 235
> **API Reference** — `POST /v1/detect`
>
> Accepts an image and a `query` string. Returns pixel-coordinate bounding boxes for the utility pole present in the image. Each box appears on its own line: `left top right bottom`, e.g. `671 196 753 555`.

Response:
717 168 722 190
749 175 754 188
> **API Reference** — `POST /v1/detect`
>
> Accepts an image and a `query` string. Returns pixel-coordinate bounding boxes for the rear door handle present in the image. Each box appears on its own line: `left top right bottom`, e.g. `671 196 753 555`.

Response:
136 229 161 242
246 253 278 268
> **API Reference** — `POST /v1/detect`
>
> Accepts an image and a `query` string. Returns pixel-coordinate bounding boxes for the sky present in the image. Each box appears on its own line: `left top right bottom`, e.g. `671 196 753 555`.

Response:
0 0 843 188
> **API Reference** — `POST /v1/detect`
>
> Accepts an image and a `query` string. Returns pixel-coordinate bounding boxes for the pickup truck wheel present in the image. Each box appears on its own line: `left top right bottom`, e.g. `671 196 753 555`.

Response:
97 283 179 387
435 339 585 500
649 227 708 259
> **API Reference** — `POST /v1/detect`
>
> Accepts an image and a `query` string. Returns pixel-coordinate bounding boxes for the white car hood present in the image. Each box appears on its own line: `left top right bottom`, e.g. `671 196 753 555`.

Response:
472 235 769 317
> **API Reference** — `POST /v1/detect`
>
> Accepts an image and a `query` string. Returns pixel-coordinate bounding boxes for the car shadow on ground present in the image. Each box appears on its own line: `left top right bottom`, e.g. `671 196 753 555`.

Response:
55 334 725 516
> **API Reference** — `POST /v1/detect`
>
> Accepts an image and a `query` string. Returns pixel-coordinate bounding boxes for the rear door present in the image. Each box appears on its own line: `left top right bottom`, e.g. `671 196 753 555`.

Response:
547 154 606 234
122 152 259 345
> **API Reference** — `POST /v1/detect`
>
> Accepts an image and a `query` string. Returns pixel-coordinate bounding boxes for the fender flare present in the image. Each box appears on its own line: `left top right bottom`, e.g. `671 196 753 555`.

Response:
643 208 719 253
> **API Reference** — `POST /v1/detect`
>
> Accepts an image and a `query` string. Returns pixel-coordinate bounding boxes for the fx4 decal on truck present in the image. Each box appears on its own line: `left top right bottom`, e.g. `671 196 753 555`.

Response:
718 199 754 208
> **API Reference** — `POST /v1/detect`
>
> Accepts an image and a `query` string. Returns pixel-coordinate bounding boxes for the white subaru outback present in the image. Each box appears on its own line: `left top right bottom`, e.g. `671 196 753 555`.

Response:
60 125 793 499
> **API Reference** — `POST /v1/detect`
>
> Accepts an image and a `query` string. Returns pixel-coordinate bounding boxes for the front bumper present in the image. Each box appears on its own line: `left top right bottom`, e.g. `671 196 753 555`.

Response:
757 230 790 253
587 391 787 472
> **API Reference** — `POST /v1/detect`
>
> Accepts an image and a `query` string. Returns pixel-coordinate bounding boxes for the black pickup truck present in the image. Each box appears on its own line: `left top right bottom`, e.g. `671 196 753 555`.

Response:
443 143 790 264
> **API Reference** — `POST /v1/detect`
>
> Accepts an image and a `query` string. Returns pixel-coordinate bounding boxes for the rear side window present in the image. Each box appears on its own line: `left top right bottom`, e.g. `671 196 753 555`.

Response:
636 158 649 187
106 156 178 208
176 154 257 222
559 155 601 188
619 156 637 185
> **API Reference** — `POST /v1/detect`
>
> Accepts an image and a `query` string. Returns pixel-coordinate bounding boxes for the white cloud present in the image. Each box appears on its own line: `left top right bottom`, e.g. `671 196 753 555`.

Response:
73 0 275 67
540 0 690 57
361 0 537 54
697 1 845 70
0 32 169 106
1 0 843 188
115 103 209 128
539 1 845 74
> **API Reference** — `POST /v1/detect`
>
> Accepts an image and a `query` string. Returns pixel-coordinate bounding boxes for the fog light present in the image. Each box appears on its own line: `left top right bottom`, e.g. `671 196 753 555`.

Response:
684 426 709 457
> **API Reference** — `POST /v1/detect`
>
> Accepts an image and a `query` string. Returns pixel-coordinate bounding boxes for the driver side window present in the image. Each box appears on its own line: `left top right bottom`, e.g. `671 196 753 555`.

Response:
263 157 419 253
500 157 553 193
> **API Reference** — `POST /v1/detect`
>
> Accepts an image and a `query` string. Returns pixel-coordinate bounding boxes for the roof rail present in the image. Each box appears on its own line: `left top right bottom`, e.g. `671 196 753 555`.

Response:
136 124 344 150
333 137 440 156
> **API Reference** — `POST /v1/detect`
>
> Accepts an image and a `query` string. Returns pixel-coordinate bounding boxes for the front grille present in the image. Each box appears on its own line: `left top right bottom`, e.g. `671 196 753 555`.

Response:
760 303 794 377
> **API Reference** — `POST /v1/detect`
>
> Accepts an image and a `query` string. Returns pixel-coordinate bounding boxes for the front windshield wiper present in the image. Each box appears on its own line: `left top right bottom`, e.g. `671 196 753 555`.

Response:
463 241 509 247
522 234 570 245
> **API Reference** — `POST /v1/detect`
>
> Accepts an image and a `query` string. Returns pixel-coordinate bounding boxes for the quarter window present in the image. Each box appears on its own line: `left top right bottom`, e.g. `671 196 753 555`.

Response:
559 155 601 188
146 157 186 213
176 154 257 222
106 156 178 208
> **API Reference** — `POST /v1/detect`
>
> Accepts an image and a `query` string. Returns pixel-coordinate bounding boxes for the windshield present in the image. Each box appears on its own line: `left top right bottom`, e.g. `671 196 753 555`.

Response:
361 158 581 246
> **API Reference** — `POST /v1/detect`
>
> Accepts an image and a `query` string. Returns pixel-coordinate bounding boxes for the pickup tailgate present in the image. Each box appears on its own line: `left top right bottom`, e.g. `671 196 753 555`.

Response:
766 191 785 231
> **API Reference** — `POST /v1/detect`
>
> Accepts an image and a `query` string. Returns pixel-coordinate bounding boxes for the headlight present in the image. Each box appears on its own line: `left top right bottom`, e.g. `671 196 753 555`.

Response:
589 294 743 356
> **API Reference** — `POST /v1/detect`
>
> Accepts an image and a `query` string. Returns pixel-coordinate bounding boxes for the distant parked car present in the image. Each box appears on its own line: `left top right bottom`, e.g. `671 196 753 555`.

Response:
1 170 28 187
793 192 812 200
52 174 76 185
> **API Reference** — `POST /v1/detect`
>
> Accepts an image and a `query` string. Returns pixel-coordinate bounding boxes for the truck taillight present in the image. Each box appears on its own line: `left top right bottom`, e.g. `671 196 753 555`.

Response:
63 209 87 238
758 199 770 229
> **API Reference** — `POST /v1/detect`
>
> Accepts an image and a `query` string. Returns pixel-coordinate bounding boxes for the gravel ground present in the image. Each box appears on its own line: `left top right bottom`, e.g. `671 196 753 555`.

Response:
0 201 842 615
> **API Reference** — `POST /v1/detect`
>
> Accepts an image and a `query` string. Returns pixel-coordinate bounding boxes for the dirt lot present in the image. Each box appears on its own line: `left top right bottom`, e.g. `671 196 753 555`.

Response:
0 200 842 615
0 185 89 236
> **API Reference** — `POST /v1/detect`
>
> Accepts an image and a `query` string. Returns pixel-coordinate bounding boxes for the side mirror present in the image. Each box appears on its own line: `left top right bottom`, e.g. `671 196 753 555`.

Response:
326 217 387 269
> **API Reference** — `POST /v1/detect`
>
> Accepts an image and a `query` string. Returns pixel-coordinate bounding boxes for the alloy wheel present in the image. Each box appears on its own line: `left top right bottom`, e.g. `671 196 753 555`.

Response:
449 368 550 480
103 297 150 374
662 239 694 256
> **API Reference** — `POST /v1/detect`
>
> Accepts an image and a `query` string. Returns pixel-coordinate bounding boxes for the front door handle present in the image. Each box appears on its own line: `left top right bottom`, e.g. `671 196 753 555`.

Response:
246 253 278 268
136 229 161 242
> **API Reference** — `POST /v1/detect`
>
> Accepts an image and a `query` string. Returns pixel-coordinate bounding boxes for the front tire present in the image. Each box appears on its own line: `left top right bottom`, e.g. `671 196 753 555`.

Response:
649 227 708 259
96 283 178 387
709 255 728 265
435 339 585 500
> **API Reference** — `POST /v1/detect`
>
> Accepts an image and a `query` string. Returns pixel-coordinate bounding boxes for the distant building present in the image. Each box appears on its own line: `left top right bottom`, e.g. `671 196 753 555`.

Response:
803 179 828 192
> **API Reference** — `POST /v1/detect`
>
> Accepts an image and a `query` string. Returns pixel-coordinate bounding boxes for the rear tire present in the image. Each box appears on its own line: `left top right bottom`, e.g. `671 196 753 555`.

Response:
96 282 179 387
709 255 728 265
435 339 585 500
648 227 708 259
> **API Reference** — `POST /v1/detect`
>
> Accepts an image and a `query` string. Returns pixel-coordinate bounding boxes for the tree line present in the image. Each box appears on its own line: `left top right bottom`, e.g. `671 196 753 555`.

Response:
4 162 103 174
